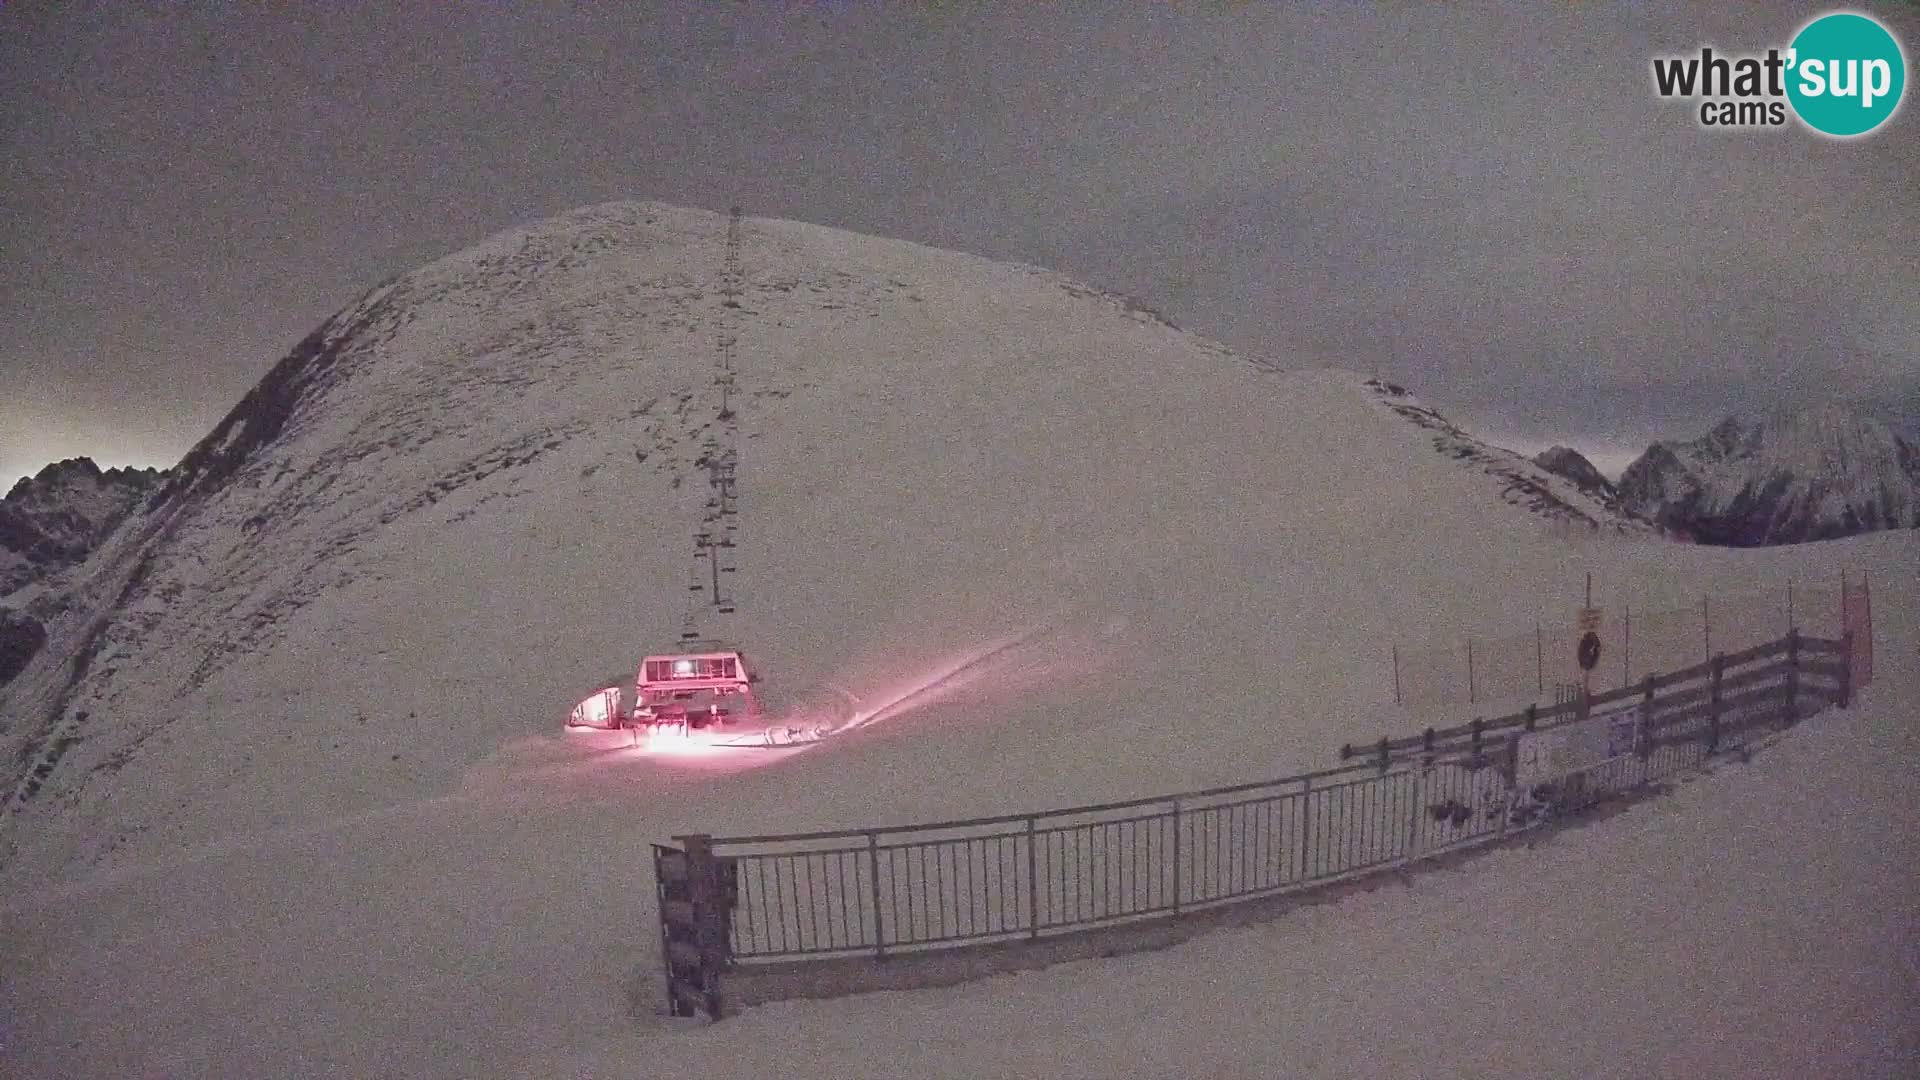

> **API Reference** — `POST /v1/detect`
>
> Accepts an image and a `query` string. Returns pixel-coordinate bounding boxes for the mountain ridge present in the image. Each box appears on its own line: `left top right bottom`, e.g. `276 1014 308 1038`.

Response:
1 456 166 600
1619 404 1920 546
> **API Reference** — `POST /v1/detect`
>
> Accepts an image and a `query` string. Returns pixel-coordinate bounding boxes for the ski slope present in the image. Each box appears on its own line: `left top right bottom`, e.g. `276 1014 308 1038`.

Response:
1 203 1913 1076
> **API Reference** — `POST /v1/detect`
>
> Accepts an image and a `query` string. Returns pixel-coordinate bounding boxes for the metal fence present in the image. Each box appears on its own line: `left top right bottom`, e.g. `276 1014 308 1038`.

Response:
654 631 1857 1016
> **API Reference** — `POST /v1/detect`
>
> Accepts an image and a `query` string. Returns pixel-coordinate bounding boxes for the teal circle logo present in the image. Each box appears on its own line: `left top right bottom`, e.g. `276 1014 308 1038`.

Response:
1787 12 1906 136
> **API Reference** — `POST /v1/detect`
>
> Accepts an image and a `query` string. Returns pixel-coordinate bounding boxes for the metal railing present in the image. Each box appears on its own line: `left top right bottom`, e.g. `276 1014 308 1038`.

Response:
655 631 1854 1014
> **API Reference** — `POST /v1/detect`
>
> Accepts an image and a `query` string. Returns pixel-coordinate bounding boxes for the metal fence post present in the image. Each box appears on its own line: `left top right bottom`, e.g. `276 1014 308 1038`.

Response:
1404 765 1422 860
1171 798 1183 913
1025 815 1039 939
682 834 726 1018
867 831 886 959
1300 778 1312 881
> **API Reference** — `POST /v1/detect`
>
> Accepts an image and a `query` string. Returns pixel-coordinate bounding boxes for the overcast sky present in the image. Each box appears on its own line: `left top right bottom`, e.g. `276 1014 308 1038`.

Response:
3 2 1916 486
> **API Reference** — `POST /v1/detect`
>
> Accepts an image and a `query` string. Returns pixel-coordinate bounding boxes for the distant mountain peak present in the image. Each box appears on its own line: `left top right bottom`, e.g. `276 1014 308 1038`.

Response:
1532 446 1614 496
1619 403 1919 546
1 457 167 599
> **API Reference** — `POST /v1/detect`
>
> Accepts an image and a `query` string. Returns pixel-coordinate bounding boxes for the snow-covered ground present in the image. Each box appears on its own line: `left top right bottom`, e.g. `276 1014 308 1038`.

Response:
1 567 1909 1078
568 620 1920 1080
1 204 1912 1077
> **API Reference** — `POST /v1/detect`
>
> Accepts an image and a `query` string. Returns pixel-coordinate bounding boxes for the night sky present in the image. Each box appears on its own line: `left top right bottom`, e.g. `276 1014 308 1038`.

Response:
4 2 1916 486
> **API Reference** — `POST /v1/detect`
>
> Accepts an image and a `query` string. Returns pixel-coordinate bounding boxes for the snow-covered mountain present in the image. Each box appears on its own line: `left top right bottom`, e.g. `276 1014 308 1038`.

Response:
6 201 1898 887
0 202 1911 1078
1533 446 1614 496
1619 404 1920 546
0 457 165 599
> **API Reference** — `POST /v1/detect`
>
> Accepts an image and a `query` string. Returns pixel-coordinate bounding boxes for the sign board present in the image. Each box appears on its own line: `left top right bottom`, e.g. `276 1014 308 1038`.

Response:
1514 715 1614 789
1576 607 1605 675
1598 704 1641 757
1577 632 1602 671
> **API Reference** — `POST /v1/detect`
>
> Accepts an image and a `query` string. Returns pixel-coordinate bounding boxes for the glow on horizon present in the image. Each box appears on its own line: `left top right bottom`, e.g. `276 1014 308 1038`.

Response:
2 435 181 491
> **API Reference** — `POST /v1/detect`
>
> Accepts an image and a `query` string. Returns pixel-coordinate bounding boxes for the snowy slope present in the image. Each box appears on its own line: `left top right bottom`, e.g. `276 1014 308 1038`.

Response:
0 203 1913 1077
1619 404 1920 545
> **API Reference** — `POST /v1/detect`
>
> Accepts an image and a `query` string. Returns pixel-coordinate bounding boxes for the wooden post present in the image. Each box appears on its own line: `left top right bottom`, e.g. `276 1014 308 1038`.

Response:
1498 734 1518 837
1638 675 1655 759
1862 572 1873 686
1708 654 1723 752
1524 702 1538 731
1838 630 1853 708
1535 621 1545 694
1392 645 1401 706
1786 581 1795 635
1784 629 1800 724
1466 639 1476 704
1622 604 1632 690
1377 735 1390 774
1702 594 1711 662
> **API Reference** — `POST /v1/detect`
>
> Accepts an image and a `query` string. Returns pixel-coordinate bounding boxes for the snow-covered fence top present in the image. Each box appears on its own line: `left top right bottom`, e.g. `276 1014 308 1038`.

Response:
654 631 1854 1019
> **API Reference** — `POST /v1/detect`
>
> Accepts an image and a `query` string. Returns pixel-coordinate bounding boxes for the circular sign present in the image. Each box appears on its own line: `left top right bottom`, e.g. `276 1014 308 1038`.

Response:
1577 631 1603 671
1786 12 1906 138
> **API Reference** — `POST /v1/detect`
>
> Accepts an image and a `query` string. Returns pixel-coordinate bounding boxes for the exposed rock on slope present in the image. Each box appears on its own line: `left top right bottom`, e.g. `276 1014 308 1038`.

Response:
0 458 165 597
